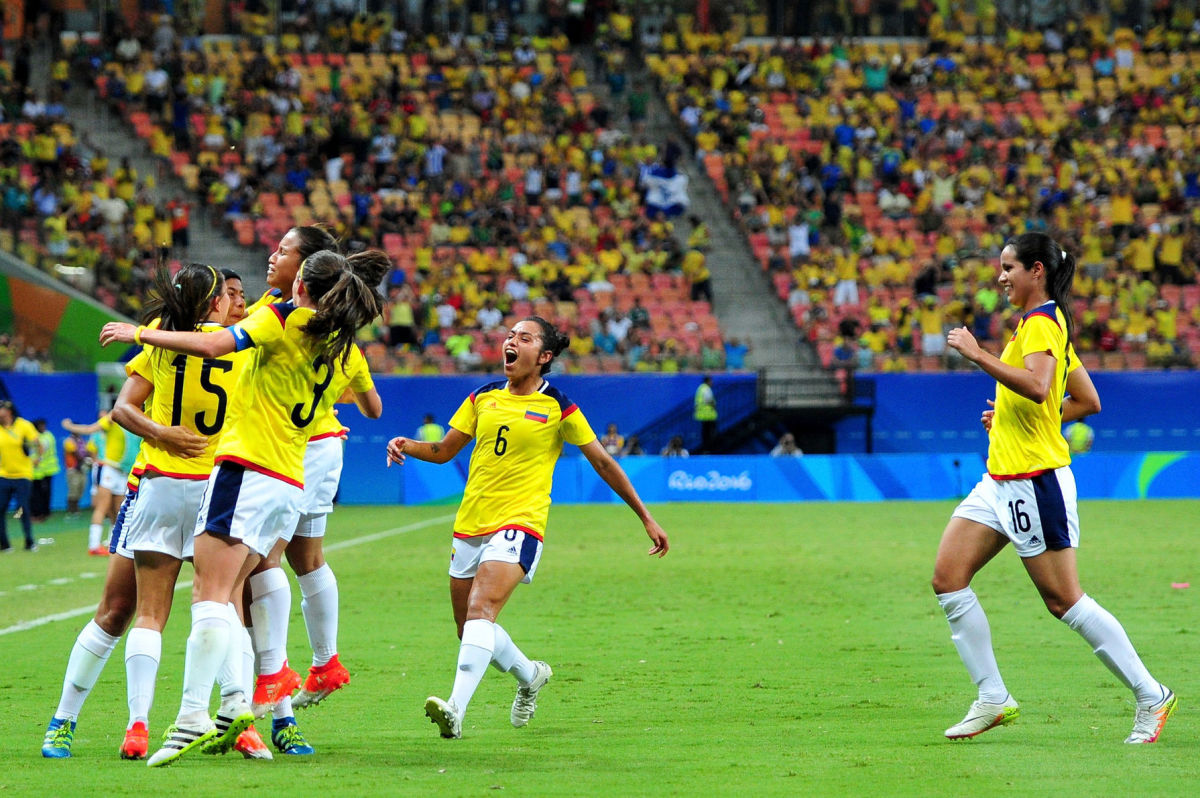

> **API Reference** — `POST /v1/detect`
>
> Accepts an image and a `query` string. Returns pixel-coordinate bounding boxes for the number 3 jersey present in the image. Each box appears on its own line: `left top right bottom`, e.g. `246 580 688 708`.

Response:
225 302 374 487
448 380 596 541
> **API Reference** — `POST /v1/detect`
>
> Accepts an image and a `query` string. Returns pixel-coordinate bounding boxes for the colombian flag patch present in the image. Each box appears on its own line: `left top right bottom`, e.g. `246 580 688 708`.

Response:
524 409 549 423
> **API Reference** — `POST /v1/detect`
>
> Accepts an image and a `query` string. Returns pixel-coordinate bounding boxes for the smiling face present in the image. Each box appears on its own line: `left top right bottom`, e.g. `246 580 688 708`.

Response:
998 244 1044 310
503 320 552 380
267 229 304 294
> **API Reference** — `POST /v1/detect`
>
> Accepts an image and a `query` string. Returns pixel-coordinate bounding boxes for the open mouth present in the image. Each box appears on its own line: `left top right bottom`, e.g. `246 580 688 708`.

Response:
504 349 518 365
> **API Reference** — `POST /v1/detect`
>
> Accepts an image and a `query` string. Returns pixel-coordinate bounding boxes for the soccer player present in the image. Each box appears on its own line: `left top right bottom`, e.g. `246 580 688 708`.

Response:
242 231 385 756
385 316 669 739
99 249 384 767
110 263 269 760
933 232 1175 744
62 410 128 555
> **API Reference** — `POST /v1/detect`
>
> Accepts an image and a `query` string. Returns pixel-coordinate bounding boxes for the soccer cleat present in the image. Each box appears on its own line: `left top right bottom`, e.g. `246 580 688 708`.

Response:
88 547 110 557
511 661 553 728
294 655 351 710
425 696 463 739
271 717 315 755
233 725 274 760
147 718 218 767
202 693 255 755
120 721 149 760
1126 688 1177 744
42 717 76 758
944 695 1020 739
251 663 302 718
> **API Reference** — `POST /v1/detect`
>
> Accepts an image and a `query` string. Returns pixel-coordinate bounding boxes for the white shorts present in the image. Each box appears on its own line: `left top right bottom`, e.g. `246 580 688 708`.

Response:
300 436 343 516
95 464 126 495
449 528 544 585
953 467 1080 558
195 463 302 557
107 483 140 560
124 475 209 560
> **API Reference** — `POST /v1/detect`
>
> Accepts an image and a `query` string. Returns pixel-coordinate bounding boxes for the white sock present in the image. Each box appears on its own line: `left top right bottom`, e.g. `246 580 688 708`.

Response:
249 567 291 675
449 619 495 713
937 588 1010 704
216 604 244 699
241 626 256 697
88 523 103 549
273 695 294 720
55 620 121 721
1062 594 1162 707
298 564 339 668
491 623 536 684
179 601 231 717
124 627 161 726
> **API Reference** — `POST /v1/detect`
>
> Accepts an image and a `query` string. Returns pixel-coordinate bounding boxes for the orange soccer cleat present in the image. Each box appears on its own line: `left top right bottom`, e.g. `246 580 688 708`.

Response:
251 663 302 718
119 720 149 760
233 724 274 760
293 655 351 710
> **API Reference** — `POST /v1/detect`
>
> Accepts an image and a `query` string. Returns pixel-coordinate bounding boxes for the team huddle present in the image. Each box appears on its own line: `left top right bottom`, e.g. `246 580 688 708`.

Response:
40 226 669 766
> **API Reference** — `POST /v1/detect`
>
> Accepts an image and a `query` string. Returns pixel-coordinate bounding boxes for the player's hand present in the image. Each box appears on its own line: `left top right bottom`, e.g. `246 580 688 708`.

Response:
981 399 995 432
100 322 137 346
644 517 669 557
386 436 412 466
946 326 983 362
158 425 208 458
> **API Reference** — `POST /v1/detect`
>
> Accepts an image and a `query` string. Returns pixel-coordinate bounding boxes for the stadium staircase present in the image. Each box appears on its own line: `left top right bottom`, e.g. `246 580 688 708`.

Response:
55 42 268 301
581 46 873 451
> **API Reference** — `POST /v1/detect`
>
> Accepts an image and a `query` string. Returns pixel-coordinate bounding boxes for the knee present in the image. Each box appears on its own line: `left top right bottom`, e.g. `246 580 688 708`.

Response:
95 596 135 636
1042 596 1073 620
930 568 965 597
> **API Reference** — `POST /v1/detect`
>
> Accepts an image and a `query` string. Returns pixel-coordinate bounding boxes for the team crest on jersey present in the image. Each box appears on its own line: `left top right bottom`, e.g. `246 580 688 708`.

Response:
525 409 549 423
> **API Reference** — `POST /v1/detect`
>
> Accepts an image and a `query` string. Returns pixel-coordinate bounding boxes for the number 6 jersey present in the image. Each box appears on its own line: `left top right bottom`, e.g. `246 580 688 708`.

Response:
223 302 374 487
448 380 596 541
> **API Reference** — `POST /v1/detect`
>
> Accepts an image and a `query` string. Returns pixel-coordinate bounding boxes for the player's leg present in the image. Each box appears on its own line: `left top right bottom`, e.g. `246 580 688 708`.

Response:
932 480 1017 740
1020 468 1175 743
43 553 137 758
123 550 183 759
88 486 113 554
248 538 300 717
289 527 350 709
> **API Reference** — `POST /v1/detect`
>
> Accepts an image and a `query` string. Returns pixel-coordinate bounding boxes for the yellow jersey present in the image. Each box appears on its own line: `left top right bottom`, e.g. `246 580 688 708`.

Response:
126 323 246 479
221 302 371 487
987 302 1073 479
98 414 126 469
0 417 39 479
448 380 596 541
247 288 353 442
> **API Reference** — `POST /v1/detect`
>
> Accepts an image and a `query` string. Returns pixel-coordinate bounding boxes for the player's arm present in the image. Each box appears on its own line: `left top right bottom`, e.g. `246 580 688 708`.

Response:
947 326 1057 403
111 373 208 459
352 387 383 419
61 418 102 435
386 428 472 466
1061 363 1101 423
579 438 669 557
100 322 237 359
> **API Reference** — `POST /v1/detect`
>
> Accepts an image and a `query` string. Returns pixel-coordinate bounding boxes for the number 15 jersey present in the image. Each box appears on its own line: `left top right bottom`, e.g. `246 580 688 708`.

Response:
127 322 246 479
449 380 596 541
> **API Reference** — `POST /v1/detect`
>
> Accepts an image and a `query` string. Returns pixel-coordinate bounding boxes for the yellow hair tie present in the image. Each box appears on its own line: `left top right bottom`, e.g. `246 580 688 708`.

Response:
134 326 146 345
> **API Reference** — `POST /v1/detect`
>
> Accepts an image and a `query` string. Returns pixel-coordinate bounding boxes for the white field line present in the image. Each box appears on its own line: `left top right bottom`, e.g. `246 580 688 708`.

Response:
0 513 454 637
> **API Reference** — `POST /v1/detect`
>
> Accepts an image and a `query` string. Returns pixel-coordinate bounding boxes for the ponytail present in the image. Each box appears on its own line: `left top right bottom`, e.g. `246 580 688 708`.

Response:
142 261 224 333
298 249 386 368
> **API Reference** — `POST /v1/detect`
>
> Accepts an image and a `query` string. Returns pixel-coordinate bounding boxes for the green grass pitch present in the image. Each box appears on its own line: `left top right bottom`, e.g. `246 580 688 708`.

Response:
2 500 1198 795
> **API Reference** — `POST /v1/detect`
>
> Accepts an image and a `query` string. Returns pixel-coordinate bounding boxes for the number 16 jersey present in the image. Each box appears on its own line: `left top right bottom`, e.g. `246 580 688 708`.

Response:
448 380 596 541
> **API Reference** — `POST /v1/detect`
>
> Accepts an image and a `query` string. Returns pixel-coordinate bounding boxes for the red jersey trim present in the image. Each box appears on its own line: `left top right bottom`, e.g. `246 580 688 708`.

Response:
560 404 579 419
989 468 1052 481
142 464 211 480
453 523 544 542
215 454 305 489
308 429 347 442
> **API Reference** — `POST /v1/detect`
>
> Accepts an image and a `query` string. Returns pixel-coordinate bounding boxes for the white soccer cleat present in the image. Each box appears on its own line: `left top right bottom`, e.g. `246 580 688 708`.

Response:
424 696 462 739
147 716 218 767
511 661 553 728
944 695 1020 739
1126 688 1177 744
